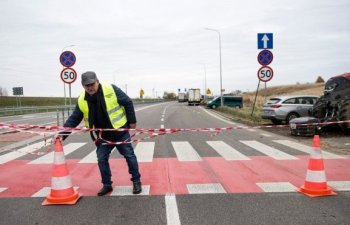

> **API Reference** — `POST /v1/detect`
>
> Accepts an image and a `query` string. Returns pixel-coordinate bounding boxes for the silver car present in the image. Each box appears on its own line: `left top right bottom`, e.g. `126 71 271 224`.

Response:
261 95 319 124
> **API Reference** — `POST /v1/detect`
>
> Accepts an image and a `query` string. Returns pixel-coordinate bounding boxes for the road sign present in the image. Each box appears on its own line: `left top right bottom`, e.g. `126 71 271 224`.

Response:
60 68 77 84
221 89 225 93
60 51 76 67
257 66 273 82
257 50 273 66
257 33 273 49
206 88 211 95
140 89 144 96
12 87 23 95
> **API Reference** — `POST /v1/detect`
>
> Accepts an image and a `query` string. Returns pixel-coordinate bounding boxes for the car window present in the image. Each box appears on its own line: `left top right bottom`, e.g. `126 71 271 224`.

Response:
283 98 298 104
266 98 281 104
300 97 313 104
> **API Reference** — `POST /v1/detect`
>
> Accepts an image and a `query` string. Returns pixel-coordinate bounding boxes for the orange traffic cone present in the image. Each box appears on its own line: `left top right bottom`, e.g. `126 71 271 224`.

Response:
297 135 336 197
42 138 81 205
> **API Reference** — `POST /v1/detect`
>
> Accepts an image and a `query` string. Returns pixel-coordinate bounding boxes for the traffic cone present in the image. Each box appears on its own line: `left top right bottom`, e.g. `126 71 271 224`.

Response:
297 135 336 197
42 138 81 205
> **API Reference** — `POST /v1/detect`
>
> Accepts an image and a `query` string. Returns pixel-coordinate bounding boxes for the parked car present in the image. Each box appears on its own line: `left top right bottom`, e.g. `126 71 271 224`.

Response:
261 95 319 124
207 96 243 109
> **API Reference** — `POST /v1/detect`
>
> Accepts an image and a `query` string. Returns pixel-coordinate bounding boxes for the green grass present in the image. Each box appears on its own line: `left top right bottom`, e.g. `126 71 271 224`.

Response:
0 96 77 107
216 106 270 125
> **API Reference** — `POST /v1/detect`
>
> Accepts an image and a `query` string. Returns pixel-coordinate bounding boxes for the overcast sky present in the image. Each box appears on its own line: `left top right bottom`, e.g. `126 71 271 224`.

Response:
1 0 350 98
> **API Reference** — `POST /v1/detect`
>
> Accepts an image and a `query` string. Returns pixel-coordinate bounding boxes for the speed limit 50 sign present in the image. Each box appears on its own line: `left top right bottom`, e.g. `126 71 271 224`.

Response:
257 66 273 82
61 68 77 84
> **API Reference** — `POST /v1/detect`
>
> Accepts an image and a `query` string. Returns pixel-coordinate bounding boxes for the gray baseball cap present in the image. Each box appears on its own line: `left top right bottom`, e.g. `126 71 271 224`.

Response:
81 71 98 85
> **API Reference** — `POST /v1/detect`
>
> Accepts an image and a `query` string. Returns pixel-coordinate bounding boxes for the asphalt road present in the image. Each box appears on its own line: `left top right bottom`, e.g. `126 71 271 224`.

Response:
1 101 350 225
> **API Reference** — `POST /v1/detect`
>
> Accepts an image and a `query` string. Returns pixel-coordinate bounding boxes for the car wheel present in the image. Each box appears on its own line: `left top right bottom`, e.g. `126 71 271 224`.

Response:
212 105 216 109
286 112 299 124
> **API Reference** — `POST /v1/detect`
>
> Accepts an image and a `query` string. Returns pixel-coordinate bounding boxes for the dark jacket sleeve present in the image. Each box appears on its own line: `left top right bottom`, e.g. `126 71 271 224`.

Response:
112 84 137 124
59 105 84 140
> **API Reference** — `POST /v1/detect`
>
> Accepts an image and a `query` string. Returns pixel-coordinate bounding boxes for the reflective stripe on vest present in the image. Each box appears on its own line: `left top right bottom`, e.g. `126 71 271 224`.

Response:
78 84 127 128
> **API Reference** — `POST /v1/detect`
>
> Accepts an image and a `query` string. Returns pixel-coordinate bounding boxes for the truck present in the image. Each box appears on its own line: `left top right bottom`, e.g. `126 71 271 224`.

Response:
290 72 350 136
178 92 188 102
188 88 201 106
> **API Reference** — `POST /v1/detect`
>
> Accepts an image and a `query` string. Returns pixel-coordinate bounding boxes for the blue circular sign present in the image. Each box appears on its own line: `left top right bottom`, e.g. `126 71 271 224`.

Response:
60 51 76 67
257 50 273 66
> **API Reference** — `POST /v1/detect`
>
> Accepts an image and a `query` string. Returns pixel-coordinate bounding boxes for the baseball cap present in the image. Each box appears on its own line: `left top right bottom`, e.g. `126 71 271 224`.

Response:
81 71 98 85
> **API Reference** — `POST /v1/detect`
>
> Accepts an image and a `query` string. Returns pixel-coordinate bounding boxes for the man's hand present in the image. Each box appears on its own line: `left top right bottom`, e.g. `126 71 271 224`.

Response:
129 123 136 129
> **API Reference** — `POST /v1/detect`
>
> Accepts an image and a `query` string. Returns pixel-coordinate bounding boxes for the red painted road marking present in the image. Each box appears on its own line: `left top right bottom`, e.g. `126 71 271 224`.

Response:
0 156 350 197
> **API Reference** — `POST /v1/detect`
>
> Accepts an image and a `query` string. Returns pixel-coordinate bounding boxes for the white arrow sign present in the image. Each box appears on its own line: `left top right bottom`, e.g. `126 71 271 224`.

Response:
261 34 270 49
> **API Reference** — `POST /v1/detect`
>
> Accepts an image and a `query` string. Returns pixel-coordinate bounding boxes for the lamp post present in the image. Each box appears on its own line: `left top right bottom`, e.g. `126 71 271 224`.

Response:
61 44 76 107
203 64 207 102
205 28 223 107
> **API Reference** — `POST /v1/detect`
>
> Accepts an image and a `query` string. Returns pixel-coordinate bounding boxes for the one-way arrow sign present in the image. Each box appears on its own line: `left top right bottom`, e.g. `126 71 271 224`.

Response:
257 33 273 49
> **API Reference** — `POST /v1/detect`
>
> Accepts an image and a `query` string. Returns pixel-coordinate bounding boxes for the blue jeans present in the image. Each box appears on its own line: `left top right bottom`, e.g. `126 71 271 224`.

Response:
96 132 141 186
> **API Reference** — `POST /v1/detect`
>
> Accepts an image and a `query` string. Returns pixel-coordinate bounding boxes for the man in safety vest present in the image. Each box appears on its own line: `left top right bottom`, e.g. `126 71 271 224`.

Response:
60 71 141 196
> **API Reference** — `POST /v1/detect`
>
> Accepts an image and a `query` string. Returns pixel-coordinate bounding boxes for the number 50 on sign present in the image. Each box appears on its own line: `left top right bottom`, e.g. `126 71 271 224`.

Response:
257 66 273 82
60 68 77 84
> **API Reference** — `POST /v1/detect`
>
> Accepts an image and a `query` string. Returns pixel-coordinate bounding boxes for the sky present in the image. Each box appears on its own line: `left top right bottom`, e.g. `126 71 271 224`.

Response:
1 0 350 98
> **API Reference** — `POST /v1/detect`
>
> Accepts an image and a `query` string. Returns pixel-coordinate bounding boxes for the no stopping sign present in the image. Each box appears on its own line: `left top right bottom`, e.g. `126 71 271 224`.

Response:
61 68 77 84
257 66 273 82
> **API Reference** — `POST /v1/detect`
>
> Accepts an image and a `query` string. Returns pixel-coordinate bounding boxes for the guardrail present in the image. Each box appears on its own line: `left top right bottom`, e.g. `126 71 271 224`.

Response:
0 99 170 117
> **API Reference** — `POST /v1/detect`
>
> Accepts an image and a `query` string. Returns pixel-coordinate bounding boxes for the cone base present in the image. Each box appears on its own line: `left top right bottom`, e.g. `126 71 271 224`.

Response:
42 191 82 205
297 185 336 197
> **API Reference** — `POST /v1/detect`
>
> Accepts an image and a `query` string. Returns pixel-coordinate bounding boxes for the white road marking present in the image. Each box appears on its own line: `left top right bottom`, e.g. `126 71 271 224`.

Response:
161 118 164 122
0 141 46 164
273 140 344 159
247 129 256 132
260 133 272 137
240 140 298 160
165 194 181 225
187 183 226 194
207 141 250 160
111 185 150 196
79 148 97 163
134 142 155 162
29 143 86 164
134 102 169 112
172 141 202 161
161 124 164 129
256 182 297 192
200 107 238 125
328 181 350 191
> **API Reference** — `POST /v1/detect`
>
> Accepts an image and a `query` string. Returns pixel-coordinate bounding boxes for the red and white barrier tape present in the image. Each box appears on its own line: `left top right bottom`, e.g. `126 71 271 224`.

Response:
0 120 349 154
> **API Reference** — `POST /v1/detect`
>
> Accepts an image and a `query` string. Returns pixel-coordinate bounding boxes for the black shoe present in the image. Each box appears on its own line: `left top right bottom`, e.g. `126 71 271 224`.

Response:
97 185 113 196
133 181 142 194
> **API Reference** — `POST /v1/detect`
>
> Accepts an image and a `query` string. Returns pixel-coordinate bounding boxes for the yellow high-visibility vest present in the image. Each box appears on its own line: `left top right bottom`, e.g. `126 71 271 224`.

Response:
78 84 127 128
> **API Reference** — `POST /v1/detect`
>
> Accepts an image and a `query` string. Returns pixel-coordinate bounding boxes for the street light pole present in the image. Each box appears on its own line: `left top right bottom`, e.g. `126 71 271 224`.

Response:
205 28 223 107
61 44 76 107
203 64 207 102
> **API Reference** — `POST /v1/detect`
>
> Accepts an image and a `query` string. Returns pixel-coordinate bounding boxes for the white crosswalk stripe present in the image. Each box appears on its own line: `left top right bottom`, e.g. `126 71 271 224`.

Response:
29 143 86 164
172 141 202 161
111 185 150 196
273 140 344 159
207 141 250 160
134 142 155 162
79 148 97 163
240 140 298 160
187 183 226 194
328 181 350 191
0 141 46 164
256 182 297 192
